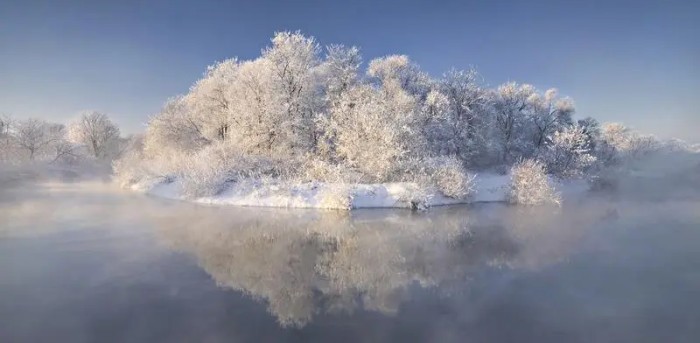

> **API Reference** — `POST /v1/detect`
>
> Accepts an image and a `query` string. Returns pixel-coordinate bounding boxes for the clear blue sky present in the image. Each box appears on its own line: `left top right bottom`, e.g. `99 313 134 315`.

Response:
1 0 698 140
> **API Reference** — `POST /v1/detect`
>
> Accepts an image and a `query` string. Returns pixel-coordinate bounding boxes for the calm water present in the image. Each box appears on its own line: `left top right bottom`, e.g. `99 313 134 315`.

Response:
1 181 699 342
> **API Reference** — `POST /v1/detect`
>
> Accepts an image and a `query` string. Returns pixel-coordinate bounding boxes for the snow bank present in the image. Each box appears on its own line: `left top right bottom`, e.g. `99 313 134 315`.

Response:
130 173 516 210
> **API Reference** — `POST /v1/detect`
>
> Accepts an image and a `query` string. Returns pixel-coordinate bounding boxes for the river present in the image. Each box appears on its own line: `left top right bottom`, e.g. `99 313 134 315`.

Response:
1 181 698 342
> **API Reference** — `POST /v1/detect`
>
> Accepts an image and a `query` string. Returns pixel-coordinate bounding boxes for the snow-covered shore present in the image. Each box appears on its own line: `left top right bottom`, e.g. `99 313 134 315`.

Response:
130 174 511 209
129 173 587 210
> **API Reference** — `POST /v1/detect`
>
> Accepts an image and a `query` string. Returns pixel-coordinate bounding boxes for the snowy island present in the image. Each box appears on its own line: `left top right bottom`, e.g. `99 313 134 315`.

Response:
111 32 698 210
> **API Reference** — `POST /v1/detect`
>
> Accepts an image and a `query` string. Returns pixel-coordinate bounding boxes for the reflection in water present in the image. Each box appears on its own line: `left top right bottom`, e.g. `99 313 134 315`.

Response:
150 203 601 327
4 181 698 342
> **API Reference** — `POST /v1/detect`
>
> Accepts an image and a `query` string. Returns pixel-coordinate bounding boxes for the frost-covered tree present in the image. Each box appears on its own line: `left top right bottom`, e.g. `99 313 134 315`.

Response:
543 125 597 178
44 123 79 163
13 118 53 160
187 59 240 142
491 82 536 165
0 115 10 140
597 122 659 166
0 115 14 160
435 69 490 161
262 31 322 152
367 55 431 98
577 117 601 151
527 88 575 152
68 111 120 160
226 58 283 154
180 32 324 157
332 85 414 180
600 123 637 154
316 45 362 159
319 45 362 103
419 89 450 150
145 95 209 157
322 55 429 180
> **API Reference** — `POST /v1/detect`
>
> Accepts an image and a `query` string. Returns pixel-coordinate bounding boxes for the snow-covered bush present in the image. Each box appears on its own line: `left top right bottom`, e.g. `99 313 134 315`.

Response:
178 143 303 198
394 156 475 200
426 156 475 199
178 146 236 198
112 151 146 187
509 159 560 206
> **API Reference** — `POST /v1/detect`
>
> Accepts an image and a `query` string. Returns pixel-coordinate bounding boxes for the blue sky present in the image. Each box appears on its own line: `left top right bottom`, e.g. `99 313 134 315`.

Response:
1 0 698 140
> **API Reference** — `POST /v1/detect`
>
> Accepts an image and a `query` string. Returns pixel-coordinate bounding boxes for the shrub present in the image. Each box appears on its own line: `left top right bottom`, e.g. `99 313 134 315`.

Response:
178 143 306 198
112 151 145 187
394 156 475 200
179 146 236 198
429 156 475 199
509 159 560 206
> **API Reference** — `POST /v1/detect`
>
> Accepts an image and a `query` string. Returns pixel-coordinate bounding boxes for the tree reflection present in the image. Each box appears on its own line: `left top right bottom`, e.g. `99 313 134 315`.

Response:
153 205 601 328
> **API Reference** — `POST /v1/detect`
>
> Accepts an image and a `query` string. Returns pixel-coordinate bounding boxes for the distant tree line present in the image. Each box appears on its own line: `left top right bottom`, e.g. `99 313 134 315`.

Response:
0 111 128 165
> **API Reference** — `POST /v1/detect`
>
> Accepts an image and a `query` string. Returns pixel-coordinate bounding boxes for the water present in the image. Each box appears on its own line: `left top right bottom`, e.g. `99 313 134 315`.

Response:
1 181 699 342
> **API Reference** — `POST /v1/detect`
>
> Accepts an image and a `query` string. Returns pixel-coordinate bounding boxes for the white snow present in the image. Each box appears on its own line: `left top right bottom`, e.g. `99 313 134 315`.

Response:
128 173 535 210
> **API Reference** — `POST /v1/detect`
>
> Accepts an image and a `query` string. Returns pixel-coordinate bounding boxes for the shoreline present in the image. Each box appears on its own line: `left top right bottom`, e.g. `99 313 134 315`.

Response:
129 174 587 210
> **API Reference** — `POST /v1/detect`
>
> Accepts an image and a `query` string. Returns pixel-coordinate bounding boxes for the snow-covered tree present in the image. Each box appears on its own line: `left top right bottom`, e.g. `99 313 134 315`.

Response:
319 45 362 103
145 95 209 157
435 68 490 162
332 85 414 181
316 45 362 159
13 118 53 160
600 123 636 155
577 117 601 151
180 31 325 157
44 123 79 164
187 59 240 142
367 55 431 98
543 125 597 178
68 111 120 160
261 31 322 153
527 88 575 152
491 82 536 165
419 89 450 149
0 115 10 140
317 55 430 180
0 115 14 160
597 122 659 166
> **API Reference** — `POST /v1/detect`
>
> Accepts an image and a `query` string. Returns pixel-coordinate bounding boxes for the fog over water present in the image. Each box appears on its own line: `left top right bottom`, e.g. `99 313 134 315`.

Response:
1 176 699 342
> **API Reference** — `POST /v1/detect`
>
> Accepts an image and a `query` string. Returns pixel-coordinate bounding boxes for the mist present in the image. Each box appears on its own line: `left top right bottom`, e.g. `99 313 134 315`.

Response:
2 148 699 341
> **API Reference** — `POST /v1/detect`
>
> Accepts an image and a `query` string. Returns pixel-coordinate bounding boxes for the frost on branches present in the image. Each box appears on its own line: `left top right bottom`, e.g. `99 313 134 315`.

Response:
109 31 695 209
543 124 597 178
